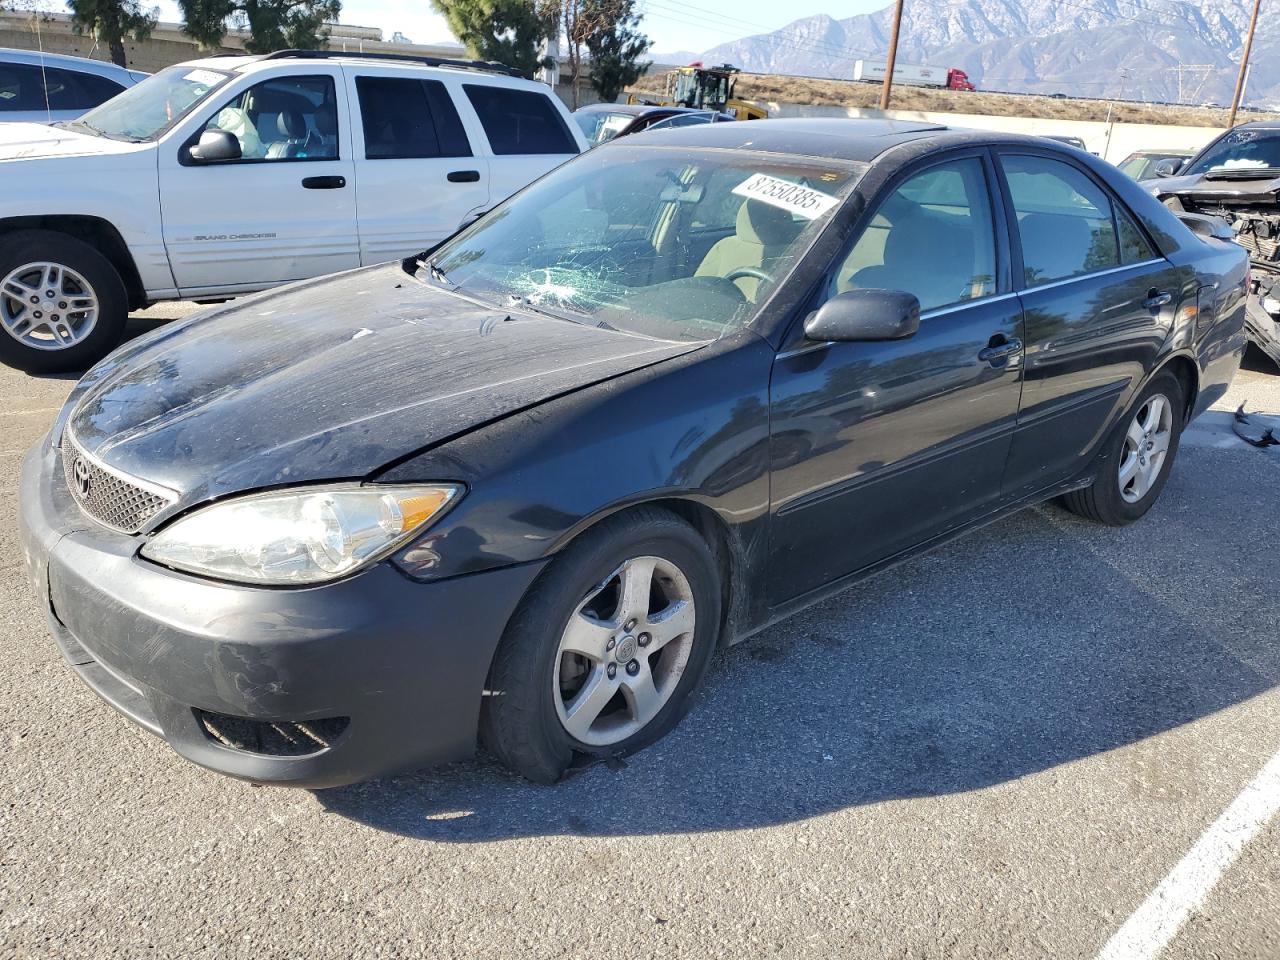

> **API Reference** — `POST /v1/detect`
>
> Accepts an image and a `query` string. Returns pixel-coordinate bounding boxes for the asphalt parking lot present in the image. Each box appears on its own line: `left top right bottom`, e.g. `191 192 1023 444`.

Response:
2 310 1279 959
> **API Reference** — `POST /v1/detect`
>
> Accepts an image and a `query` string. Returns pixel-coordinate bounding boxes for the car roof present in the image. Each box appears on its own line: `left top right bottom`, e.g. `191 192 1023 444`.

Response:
621 117 965 162
621 118 1130 168
1232 120 1280 131
0 46 138 80
186 52 549 90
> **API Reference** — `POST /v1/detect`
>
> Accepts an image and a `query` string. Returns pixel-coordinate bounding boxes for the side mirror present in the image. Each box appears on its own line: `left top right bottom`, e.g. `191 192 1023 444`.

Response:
189 129 242 163
1153 158 1184 178
804 289 921 342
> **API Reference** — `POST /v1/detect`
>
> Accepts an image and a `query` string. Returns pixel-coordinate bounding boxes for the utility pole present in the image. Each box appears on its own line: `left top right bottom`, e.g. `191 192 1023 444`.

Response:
879 0 905 111
1228 0 1262 127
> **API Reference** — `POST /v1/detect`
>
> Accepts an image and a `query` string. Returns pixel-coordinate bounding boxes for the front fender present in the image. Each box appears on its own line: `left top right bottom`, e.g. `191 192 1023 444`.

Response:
377 332 775 593
0 153 169 293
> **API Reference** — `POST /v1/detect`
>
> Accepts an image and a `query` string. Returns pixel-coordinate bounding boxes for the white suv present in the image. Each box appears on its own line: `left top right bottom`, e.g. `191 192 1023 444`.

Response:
0 50 587 372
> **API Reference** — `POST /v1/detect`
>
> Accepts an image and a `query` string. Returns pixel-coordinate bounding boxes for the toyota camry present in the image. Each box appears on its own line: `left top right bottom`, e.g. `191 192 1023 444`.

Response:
20 119 1248 787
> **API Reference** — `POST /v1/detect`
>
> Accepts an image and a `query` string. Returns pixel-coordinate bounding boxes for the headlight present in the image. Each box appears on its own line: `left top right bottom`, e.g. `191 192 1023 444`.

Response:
141 484 461 585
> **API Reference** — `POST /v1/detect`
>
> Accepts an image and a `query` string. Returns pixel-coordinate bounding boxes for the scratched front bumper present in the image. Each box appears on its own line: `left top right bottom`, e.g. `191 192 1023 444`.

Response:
19 438 545 788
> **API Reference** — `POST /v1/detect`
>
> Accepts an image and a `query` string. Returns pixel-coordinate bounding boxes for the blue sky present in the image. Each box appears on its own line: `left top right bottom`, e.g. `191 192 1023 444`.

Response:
151 0 889 56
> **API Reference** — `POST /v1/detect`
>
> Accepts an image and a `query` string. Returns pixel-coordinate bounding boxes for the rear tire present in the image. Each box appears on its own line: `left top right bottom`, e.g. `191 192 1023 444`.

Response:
0 230 128 374
481 507 721 784
1058 371 1184 526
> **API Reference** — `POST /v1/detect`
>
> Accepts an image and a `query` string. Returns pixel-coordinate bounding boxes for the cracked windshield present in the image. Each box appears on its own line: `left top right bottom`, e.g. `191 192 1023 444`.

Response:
427 146 864 341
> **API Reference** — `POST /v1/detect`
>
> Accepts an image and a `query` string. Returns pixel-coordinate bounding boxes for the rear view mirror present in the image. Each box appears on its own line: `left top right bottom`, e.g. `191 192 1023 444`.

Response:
1154 158 1184 178
804 289 921 342
658 183 705 204
189 129 242 163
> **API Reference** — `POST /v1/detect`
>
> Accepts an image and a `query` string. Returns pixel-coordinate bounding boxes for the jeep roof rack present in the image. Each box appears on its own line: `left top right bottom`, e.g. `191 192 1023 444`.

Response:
258 49 530 80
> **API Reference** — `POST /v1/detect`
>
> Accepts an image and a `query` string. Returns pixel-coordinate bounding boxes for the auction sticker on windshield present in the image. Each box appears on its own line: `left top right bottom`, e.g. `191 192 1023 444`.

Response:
732 173 840 219
182 69 225 87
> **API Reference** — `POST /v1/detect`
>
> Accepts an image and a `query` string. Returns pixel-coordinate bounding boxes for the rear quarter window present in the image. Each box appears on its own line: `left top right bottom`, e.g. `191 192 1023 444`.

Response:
0 62 38 111
463 84 578 156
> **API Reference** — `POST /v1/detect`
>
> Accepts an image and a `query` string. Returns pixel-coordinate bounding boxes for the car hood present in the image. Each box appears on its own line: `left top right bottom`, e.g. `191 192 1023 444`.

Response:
1148 171 1280 200
66 265 701 506
0 122 146 161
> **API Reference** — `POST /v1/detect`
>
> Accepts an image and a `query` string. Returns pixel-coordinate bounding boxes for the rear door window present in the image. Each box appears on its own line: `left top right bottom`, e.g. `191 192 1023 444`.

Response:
355 76 471 159
463 84 577 156
1002 155 1120 286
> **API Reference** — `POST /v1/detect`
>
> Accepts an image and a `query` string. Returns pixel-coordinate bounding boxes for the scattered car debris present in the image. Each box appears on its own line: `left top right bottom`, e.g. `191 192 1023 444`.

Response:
1233 405 1280 447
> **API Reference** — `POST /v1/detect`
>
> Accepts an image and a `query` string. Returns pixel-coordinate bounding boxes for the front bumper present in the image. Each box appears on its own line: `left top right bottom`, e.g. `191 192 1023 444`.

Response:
19 439 546 788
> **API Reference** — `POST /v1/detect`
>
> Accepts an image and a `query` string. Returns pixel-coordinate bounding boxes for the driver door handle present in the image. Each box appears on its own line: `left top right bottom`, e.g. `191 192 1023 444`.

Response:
448 170 481 183
302 176 346 189
1144 289 1173 309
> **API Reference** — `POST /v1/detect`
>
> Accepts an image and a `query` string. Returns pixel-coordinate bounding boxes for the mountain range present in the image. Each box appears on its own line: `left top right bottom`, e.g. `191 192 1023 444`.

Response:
653 0 1280 107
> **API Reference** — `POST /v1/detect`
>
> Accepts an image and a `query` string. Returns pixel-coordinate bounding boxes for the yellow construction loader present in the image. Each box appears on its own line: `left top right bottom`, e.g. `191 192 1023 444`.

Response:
629 64 767 121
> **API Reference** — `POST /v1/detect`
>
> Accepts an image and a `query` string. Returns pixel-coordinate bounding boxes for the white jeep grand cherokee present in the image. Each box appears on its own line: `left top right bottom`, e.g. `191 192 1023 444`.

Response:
0 50 587 372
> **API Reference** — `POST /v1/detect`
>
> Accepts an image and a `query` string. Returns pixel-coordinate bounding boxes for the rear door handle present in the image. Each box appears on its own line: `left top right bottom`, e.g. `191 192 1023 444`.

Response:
1144 290 1173 309
302 175 346 189
447 170 481 183
978 336 1023 365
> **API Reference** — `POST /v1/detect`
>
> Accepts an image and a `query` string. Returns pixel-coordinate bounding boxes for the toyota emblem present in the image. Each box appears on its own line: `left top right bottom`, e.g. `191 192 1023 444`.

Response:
72 457 92 497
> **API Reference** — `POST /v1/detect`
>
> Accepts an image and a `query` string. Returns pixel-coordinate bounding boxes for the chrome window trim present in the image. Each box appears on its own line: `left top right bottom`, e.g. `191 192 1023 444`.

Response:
1017 258 1164 295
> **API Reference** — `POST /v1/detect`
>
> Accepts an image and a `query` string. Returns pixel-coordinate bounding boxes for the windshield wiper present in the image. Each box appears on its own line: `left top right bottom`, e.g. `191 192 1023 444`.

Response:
413 258 454 287
65 118 103 137
504 294 615 331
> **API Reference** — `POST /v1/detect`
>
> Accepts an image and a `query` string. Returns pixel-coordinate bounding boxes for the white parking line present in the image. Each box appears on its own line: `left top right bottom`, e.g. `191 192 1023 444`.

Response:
1094 748 1280 960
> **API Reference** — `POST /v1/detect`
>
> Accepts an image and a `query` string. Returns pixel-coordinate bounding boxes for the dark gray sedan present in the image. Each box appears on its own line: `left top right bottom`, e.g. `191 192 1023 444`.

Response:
20 120 1249 788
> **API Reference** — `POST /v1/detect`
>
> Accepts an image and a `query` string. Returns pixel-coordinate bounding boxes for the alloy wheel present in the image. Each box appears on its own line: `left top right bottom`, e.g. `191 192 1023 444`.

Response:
0 261 99 351
552 555 697 747
1118 392 1173 504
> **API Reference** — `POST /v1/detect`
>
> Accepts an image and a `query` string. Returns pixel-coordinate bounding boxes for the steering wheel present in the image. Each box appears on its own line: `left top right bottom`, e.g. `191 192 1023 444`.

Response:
724 266 772 283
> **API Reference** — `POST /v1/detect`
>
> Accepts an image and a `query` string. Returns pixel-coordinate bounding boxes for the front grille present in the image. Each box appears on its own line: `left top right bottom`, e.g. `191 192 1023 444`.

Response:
61 433 176 534
195 710 351 757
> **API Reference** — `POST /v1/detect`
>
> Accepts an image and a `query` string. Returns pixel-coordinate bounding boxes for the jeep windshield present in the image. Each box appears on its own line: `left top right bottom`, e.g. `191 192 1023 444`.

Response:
1183 129 1280 179
424 144 864 342
62 65 232 142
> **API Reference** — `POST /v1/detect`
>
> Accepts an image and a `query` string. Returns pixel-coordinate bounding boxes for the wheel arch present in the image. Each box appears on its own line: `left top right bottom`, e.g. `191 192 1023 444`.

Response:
504 495 746 663
1151 352 1200 424
0 216 146 310
638 497 742 647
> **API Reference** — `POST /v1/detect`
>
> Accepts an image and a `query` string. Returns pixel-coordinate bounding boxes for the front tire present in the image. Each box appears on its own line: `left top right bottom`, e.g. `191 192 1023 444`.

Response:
0 230 128 374
1058 371 1185 526
481 507 722 784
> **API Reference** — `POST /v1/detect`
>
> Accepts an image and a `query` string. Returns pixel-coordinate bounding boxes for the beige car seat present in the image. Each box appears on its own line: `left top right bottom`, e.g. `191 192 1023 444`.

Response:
695 199 802 300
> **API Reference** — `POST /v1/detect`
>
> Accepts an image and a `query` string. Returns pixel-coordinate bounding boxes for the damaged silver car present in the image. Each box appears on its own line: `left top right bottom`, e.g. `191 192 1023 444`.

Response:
1147 122 1280 367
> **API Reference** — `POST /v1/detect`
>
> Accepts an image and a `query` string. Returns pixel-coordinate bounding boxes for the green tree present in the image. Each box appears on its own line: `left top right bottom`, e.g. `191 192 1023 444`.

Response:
430 0 557 78
178 0 340 54
66 0 157 67
584 0 650 103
